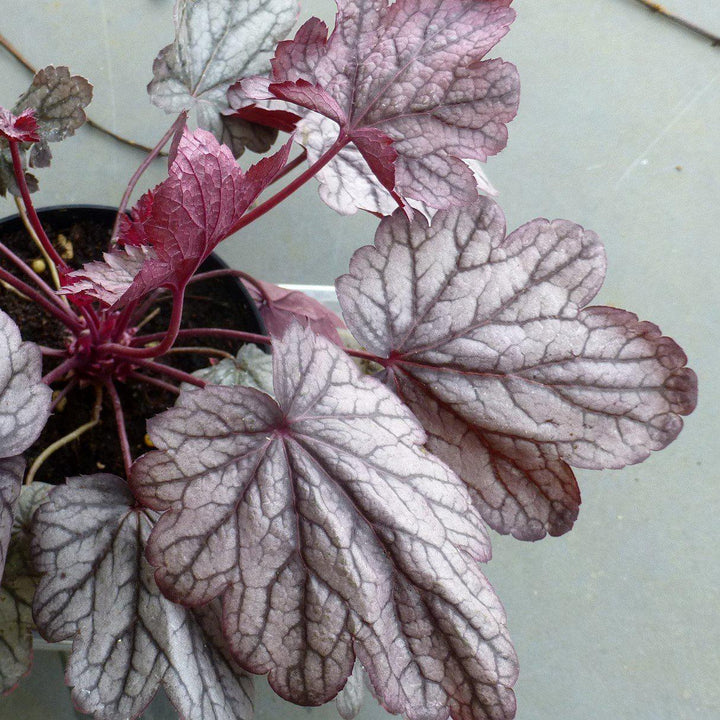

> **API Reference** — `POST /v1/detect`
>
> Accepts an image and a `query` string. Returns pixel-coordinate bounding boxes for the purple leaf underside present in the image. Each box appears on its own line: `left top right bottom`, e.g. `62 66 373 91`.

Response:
240 0 519 215
148 0 298 152
336 197 698 540
243 278 345 344
131 323 517 720
31 475 253 720
65 127 291 307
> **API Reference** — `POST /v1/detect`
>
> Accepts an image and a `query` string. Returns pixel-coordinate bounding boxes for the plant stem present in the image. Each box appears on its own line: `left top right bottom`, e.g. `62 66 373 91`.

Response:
186 268 271 303
0 263 83 331
631 1 720 45
133 327 272 347
50 378 77 411
0 31 161 153
8 141 69 272
127 370 180 395
131 358 206 388
111 112 188 241
13 196 65 294
0 237 70 312
227 134 349 236
42 356 79 385
162 346 235 360
105 289 185 359
25 384 102 485
105 381 133 477
268 149 307 186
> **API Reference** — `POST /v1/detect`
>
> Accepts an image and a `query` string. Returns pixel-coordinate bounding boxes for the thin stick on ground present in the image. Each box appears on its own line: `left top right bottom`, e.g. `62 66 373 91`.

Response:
25 384 103 485
631 1 720 46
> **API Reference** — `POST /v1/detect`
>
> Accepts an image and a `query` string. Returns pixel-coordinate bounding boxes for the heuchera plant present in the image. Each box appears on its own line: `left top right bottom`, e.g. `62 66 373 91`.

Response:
0 1 698 719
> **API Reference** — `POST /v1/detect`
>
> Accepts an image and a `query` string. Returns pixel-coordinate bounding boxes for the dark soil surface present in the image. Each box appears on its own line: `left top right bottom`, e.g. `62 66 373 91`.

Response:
0 206 262 484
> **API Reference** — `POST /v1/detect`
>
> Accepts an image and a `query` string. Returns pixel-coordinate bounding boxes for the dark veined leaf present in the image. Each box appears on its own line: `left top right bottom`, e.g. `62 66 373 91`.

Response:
148 0 298 155
0 481 51 694
336 197 698 540
64 127 291 306
237 0 519 215
14 66 93 168
31 475 253 720
131 323 517 720
187 344 274 393
0 308 51 577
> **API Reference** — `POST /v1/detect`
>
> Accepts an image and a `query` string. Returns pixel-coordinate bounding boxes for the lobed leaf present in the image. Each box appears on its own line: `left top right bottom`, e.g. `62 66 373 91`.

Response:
0 481 51 694
336 197 698 540
31 475 253 720
65 127 291 306
132 323 516 720
238 0 519 215
14 66 93 168
148 0 298 154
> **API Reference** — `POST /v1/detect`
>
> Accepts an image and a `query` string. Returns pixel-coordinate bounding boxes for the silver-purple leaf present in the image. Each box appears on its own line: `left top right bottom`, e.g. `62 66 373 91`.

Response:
31 475 253 720
0 310 52 459
148 0 298 148
187 344 274 393
240 0 519 214
132 323 517 720
0 480 50 694
336 197 698 540
13 66 93 168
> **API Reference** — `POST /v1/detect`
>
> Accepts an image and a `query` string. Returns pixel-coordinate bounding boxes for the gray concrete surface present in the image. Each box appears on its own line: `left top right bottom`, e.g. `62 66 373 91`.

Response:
0 1 718 718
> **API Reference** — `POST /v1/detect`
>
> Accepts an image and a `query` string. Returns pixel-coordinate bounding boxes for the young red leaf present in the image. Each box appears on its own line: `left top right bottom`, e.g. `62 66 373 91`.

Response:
131 323 517 720
242 278 345 344
336 198 698 540
0 108 40 144
31 475 253 720
66 128 291 306
238 0 519 215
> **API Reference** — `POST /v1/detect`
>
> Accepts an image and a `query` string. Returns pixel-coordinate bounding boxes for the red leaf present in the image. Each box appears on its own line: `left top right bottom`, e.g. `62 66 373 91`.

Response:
0 108 40 143
237 0 519 214
66 127 291 306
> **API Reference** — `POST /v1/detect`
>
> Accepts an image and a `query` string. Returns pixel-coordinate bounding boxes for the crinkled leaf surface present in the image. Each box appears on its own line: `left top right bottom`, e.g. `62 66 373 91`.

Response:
65 128 291 307
188 344 274 393
239 0 519 214
0 480 51 694
31 475 253 720
243 278 345 344
148 0 298 151
131 323 516 720
0 458 23 583
0 310 51 460
14 66 93 168
336 198 698 540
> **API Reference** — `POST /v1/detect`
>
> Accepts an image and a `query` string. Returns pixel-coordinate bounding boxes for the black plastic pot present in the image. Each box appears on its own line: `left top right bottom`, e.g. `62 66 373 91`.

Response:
0 204 265 483
0 204 265 334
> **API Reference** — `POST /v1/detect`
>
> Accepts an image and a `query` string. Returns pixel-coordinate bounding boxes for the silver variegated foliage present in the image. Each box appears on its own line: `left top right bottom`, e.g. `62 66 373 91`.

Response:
148 0 298 147
0 480 51 694
336 197 697 540
132 323 517 720
335 660 367 719
0 310 52 460
31 475 253 720
188 344 274 393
